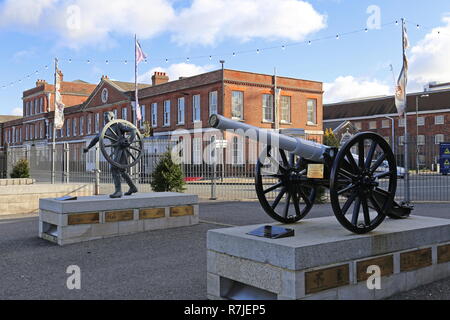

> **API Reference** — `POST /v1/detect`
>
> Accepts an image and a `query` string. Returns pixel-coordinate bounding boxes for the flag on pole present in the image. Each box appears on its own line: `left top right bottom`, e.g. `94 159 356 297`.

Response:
135 37 147 122
54 68 65 129
395 20 409 117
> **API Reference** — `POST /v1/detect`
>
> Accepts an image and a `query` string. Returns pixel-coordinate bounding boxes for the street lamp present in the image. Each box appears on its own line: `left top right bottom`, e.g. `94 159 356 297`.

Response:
416 94 429 173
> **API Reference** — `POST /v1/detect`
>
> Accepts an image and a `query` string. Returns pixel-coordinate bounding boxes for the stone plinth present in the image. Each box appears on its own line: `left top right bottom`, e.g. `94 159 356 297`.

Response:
39 192 198 246
207 215 450 300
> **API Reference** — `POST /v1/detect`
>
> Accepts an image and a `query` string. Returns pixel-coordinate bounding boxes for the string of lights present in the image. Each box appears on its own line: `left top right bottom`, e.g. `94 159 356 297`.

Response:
0 18 445 90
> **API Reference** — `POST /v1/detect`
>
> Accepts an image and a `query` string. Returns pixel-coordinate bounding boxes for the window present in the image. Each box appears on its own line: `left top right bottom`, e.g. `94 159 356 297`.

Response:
232 136 244 164
209 91 218 116
435 134 444 145
95 113 100 133
66 119 71 137
369 121 377 129
417 117 425 126
399 118 405 127
280 96 291 123
80 116 84 136
40 97 43 113
87 114 92 134
73 118 77 136
399 135 405 146
307 99 317 125
232 91 243 120
164 100 171 126
25 126 29 140
435 115 445 125
384 136 390 144
140 105 146 128
34 99 38 114
34 123 38 139
151 103 158 127
382 119 390 128
262 94 274 122
122 107 128 121
193 137 202 164
354 122 362 130
193 95 201 122
177 98 185 124
417 135 425 146
40 122 44 138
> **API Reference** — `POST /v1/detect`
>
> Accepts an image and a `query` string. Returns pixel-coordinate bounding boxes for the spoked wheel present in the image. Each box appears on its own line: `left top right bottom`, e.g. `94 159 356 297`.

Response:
330 132 397 234
100 119 144 170
255 146 316 224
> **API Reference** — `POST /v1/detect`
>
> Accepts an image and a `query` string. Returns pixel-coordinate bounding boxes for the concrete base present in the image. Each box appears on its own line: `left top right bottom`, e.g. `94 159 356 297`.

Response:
39 192 198 245
207 215 450 300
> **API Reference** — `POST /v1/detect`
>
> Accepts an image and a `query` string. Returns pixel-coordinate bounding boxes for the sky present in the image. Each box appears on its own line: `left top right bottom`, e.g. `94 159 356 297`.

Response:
0 0 449 116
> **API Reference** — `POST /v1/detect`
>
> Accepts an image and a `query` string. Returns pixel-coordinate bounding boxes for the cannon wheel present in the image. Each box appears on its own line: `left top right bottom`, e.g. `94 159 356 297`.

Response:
100 119 144 170
255 145 316 224
329 132 397 234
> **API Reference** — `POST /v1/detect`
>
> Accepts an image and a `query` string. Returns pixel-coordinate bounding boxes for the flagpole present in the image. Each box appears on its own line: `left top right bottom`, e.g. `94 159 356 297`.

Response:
134 34 138 127
51 57 58 184
402 18 410 204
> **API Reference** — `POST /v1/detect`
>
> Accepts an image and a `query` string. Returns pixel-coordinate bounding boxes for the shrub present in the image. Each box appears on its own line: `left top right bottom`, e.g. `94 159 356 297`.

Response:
150 151 186 193
10 159 30 179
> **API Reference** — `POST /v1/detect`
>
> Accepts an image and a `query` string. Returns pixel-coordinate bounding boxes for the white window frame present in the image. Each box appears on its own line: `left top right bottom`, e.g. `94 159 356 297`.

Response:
164 100 171 127
435 115 445 125
209 91 218 116
177 97 185 125
140 105 146 128
231 91 243 120
193 94 201 122
122 107 128 121
435 134 444 145
307 99 317 125
369 121 377 129
280 95 291 123
417 135 425 146
193 137 202 164
417 117 425 126
66 119 71 137
232 136 244 165
354 122 362 130
87 114 92 134
151 103 158 127
399 118 405 127
95 113 100 133
73 118 77 137
80 116 84 136
382 119 390 128
262 94 274 122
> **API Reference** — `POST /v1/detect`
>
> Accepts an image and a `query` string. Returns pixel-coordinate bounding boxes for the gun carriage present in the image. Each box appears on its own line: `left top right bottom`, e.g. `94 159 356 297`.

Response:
209 114 411 234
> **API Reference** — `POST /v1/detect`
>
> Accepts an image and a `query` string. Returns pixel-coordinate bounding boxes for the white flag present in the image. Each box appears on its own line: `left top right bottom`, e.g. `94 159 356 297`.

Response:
395 21 409 117
54 69 65 129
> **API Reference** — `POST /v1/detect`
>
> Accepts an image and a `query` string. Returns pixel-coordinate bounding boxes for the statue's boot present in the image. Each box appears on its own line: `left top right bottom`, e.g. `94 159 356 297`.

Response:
123 173 138 196
110 174 123 198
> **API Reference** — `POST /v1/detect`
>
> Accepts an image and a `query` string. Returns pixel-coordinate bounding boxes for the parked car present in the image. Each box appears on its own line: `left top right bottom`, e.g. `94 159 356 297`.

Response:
351 153 405 178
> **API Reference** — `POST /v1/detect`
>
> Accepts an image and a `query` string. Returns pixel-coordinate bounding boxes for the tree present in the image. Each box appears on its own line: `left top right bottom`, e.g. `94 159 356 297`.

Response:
10 159 30 179
150 151 186 193
323 128 340 148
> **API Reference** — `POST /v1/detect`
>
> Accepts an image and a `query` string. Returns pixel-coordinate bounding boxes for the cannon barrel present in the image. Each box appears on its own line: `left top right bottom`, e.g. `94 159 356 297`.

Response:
209 114 330 163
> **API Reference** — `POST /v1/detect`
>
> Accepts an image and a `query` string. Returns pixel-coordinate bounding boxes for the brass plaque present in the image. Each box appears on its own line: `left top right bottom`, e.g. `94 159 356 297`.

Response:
105 210 134 222
170 206 194 217
42 233 58 243
307 164 324 179
356 255 393 282
68 212 99 225
139 208 165 220
305 264 349 294
400 248 432 272
438 244 450 264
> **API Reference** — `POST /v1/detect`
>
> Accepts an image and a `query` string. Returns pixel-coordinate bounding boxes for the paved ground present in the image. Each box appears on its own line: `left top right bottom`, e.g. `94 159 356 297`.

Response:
0 201 449 300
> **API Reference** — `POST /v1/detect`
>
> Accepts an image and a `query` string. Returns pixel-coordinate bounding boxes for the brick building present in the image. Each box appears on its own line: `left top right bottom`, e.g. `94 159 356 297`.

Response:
324 89 450 169
0 68 324 166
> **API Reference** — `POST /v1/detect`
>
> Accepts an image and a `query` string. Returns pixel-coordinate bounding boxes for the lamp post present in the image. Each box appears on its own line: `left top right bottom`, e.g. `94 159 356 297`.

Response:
416 94 429 173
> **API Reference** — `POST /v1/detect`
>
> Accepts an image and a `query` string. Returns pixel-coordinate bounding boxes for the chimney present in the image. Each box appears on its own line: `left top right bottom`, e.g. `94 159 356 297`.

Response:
35 79 47 87
101 75 109 80
152 71 169 86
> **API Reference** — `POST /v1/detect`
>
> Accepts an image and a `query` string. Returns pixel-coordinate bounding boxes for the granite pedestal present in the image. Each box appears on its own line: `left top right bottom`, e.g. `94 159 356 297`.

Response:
39 192 198 245
207 215 450 300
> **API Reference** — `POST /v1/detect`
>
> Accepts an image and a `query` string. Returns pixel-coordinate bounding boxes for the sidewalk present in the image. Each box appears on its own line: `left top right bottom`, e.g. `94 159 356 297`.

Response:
0 201 448 300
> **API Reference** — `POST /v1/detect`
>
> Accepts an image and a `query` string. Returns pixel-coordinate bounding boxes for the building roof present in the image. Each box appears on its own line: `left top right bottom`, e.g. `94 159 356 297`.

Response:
109 80 152 92
324 89 450 120
0 115 21 124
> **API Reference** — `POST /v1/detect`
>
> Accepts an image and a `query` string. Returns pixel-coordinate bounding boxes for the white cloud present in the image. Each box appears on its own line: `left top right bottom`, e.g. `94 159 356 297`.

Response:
138 63 215 83
170 0 326 45
0 0 325 47
324 76 391 104
408 15 450 87
10 107 23 116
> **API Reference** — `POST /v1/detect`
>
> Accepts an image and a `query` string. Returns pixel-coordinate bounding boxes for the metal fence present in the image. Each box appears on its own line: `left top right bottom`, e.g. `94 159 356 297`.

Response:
0 134 449 202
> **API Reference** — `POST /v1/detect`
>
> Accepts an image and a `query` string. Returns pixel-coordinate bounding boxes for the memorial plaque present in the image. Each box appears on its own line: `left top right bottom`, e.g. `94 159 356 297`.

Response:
438 244 450 264
307 164 324 179
170 205 194 217
68 212 99 225
400 248 432 272
305 264 349 294
105 210 134 222
139 208 165 220
356 255 393 282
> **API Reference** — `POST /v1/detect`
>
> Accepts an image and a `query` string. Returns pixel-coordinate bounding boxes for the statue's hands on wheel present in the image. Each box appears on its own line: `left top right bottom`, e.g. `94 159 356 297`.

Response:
83 147 89 153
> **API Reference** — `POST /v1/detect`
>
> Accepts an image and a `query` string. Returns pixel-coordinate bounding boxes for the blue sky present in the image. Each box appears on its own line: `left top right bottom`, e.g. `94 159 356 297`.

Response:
1 0 449 115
